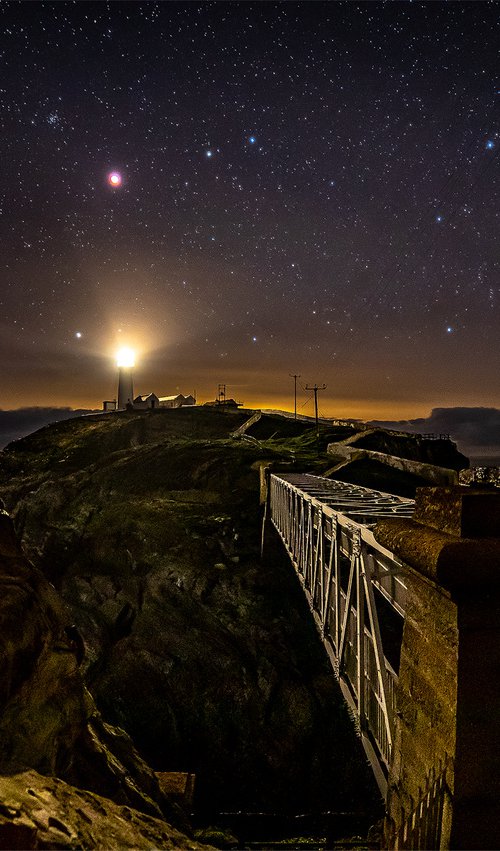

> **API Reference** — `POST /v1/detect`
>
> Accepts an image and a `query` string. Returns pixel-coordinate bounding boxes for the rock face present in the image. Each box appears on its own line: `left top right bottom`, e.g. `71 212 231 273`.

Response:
0 504 204 846
325 428 468 498
0 408 380 821
341 428 468 470
0 770 212 850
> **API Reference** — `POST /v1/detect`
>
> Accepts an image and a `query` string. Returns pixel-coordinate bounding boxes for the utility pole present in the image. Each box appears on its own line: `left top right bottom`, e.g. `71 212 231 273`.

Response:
289 373 301 420
305 383 327 451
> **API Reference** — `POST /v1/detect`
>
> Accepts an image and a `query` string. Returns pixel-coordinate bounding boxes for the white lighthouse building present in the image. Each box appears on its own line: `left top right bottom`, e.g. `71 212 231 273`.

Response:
116 347 135 410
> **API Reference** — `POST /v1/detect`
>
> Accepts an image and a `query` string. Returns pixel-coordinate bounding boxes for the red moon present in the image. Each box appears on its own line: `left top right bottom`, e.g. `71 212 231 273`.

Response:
108 171 122 187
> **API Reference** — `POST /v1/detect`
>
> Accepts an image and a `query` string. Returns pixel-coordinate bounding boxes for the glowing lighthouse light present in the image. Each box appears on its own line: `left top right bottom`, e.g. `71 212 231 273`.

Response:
108 171 122 187
116 346 135 367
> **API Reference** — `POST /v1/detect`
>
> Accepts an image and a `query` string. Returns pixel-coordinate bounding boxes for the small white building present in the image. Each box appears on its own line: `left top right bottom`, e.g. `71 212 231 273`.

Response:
159 394 196 409
133 393 160 410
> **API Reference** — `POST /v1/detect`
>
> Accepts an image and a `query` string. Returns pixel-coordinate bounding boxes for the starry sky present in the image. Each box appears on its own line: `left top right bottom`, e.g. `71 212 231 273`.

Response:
1 1 500 419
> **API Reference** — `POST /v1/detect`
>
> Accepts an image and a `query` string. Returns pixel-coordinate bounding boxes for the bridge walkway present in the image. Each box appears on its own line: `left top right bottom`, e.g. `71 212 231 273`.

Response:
268 473 414 796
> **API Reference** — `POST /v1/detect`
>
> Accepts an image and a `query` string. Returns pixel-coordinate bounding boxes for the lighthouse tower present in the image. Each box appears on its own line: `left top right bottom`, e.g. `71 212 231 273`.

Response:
116 348 135 410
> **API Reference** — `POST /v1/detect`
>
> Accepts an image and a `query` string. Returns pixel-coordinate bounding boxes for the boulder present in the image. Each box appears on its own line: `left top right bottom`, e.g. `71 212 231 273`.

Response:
0 770 212 850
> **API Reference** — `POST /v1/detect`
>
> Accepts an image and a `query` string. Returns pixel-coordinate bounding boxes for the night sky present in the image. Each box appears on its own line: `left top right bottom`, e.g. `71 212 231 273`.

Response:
1 1 500 420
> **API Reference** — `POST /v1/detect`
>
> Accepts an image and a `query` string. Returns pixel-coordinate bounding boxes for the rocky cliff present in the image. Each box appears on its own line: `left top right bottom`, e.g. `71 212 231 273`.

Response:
0 407 380 834
0 503 208 848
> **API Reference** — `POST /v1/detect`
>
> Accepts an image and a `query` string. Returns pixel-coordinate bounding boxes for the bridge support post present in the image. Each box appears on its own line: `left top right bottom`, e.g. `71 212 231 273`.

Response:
375 486 500 850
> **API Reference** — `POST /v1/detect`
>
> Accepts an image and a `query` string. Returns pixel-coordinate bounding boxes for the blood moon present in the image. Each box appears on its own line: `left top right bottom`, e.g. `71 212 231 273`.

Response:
107 171 122 188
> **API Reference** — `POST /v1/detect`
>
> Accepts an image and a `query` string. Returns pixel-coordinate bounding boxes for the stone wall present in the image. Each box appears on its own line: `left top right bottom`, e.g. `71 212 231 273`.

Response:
384 564 457 848
375 487 500 850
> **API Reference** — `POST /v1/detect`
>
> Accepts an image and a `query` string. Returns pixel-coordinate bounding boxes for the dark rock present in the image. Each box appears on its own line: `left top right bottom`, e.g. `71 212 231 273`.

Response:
344 428 468 470
0 503 194 838
325 455 431 498
0 819 38 851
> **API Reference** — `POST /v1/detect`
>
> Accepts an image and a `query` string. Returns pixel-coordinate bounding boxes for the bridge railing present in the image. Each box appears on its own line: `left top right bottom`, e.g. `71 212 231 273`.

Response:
269 473 414 795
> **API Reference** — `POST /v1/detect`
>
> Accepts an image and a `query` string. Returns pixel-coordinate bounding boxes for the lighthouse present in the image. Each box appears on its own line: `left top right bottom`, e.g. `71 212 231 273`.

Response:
116 347 135 410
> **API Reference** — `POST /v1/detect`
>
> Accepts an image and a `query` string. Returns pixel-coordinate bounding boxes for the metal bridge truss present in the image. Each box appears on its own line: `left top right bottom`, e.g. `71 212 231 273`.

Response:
269 473 414 795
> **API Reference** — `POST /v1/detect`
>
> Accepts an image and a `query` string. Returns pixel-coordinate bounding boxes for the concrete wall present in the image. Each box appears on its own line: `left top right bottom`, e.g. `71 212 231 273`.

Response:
375 487 500 849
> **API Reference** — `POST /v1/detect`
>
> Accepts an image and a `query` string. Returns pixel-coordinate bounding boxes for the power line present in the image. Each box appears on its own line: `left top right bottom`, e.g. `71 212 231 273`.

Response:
300 393 313 410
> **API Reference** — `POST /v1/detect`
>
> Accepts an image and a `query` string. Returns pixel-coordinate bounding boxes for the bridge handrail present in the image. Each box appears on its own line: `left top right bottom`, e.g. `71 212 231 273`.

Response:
270 474 410 614
269 472 413 795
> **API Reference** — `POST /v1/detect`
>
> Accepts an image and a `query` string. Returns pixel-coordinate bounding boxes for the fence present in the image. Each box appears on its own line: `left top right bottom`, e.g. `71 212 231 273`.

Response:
395 759 452 850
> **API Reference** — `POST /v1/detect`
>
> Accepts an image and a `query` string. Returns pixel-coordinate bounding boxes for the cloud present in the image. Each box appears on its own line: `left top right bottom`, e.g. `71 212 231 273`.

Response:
370 407 500 462
0 407 97 449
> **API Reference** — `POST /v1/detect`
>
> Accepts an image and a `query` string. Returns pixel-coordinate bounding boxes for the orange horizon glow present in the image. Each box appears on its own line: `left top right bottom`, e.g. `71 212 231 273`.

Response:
0 390 446 425
234 394 436 422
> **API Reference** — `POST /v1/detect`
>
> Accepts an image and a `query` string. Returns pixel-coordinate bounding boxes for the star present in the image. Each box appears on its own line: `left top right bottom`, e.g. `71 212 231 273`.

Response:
1 1 499 425
107 171 122 187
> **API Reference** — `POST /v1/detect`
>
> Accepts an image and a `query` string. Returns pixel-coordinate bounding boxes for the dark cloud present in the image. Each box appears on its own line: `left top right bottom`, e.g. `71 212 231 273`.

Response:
0 408 97 449
370 407 500 463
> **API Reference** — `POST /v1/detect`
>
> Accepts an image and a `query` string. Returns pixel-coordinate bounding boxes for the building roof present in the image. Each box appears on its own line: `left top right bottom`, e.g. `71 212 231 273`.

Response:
134 393 158 402
203 398 242 407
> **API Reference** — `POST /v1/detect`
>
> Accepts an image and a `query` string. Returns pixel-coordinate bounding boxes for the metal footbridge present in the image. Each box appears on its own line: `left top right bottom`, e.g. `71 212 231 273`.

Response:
269 473 414 796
